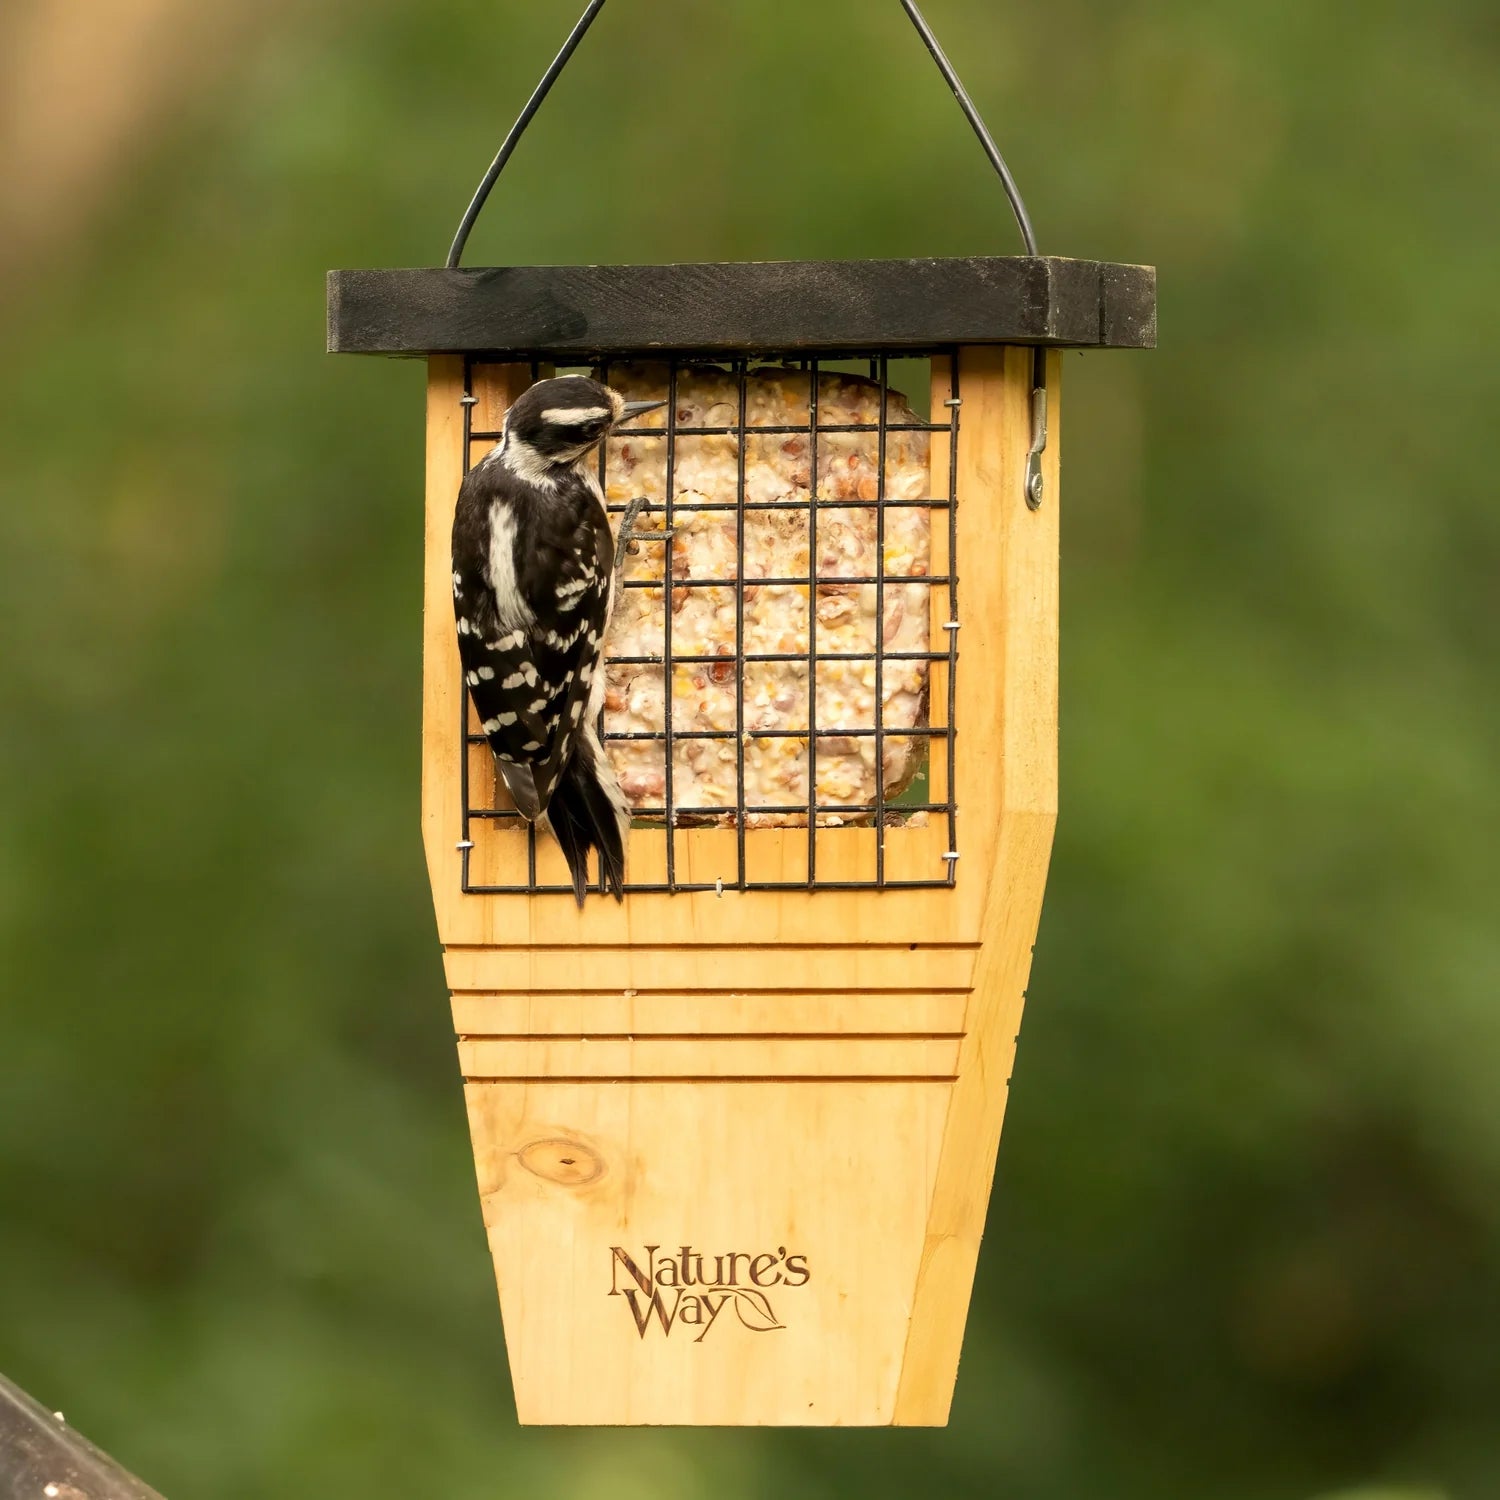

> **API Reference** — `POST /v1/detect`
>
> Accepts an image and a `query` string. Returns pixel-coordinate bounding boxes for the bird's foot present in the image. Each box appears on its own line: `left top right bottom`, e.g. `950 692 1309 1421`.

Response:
614 495 680 572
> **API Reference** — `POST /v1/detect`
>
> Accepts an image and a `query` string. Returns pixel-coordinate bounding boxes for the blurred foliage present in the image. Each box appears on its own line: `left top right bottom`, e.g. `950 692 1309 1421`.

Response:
1 0 1497 1496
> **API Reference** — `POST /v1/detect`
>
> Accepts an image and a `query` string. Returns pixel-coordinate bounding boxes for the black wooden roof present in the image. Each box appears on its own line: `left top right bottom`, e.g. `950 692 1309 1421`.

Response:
326 256 1155 357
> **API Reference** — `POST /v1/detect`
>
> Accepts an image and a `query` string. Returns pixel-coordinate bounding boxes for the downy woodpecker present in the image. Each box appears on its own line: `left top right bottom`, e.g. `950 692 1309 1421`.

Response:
452 375 665 903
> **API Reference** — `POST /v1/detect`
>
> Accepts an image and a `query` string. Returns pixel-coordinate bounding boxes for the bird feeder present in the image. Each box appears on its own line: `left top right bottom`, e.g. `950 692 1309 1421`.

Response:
327 0 1154 1427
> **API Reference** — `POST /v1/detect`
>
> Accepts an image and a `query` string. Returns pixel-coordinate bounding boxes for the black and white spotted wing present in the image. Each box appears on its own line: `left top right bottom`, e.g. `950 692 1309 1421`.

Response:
452 458 614 821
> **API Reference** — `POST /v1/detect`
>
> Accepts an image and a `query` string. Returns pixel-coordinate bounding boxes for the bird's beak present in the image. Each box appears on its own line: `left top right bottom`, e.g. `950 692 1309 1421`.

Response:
617 399 667 425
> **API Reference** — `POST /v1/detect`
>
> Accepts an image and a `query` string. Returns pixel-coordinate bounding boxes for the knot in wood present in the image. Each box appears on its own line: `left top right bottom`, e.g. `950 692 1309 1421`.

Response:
517 1136 604 1186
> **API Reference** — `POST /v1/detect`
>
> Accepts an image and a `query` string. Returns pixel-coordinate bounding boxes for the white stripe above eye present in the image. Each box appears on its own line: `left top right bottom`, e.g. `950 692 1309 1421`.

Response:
540 406 612 425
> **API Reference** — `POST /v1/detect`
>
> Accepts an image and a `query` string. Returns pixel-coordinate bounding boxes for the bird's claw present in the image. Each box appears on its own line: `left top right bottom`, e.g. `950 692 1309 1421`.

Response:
614 495 680 572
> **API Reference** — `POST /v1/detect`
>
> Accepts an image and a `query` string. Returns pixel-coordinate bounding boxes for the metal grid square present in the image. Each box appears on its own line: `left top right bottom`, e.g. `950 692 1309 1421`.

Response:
457 351 960 895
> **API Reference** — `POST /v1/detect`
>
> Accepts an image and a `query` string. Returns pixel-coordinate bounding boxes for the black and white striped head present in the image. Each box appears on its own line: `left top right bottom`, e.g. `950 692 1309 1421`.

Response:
501 375 663 471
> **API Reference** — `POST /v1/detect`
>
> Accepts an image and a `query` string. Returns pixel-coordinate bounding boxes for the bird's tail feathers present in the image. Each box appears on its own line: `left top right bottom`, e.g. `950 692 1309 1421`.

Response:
497 761 542 822
546 730 629 906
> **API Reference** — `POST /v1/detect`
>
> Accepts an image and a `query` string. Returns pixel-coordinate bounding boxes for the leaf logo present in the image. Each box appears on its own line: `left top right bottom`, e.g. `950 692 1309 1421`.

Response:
729 1288 785 1332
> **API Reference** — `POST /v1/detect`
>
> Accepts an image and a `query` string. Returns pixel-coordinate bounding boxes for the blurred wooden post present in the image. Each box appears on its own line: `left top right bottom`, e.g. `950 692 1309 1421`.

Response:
0 1372 165 1500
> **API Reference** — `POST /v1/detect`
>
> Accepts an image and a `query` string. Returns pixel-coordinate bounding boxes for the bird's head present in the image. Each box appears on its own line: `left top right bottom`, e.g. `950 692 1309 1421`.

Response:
502 375 665 471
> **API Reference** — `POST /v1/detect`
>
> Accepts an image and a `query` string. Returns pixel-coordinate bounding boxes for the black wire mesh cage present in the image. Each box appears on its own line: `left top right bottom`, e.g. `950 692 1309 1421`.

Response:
459 350 962 895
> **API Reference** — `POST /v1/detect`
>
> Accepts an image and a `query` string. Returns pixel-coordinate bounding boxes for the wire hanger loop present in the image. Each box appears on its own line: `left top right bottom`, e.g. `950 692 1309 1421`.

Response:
445 0 1039 268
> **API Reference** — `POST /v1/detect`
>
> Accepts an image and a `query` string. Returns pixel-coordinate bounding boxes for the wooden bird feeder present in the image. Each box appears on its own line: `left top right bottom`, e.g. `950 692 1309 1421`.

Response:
328 0 1155 1427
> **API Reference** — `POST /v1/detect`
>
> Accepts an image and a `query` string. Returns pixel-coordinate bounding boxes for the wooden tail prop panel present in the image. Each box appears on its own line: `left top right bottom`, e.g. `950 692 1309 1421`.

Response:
424 347 1059 1425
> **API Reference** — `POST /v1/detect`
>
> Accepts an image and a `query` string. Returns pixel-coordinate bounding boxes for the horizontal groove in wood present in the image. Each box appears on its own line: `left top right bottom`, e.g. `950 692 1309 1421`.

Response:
455 1032 964 1042
449 991 969 1036
447 986 972 994
460 1075 959 1085
442 946 979 994
455 1036 962 1080
443 943 977 954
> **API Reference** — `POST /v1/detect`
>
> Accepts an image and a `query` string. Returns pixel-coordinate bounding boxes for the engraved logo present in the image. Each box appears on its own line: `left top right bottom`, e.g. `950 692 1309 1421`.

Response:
608 1244 810 1342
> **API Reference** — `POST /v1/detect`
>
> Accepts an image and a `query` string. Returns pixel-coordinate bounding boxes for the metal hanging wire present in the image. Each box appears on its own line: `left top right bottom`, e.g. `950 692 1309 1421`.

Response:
446 0 610 269
445 0 1040 268
897 0 1038 256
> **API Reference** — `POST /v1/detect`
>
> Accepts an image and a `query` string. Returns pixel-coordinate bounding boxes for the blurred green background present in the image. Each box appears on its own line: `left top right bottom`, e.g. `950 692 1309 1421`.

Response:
2 0 1497 1495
